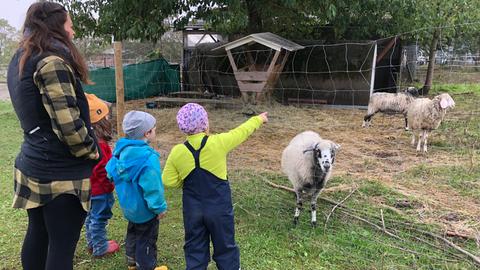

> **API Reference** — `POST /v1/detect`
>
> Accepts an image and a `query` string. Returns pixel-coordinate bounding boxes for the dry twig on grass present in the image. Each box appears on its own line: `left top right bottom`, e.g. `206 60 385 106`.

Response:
234 202 257 217
420 229 480 266
324 187 358 231
445 230 471 240
381 209 386 231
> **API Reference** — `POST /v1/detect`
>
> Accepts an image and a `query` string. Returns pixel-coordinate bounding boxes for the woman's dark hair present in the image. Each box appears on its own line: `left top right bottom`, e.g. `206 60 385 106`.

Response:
92 117 113 142
19 2 90 83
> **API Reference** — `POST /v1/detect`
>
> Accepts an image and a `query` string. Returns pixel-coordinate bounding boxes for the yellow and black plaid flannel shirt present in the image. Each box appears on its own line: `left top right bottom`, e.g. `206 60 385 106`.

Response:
12 56 97 211
34 55 97 159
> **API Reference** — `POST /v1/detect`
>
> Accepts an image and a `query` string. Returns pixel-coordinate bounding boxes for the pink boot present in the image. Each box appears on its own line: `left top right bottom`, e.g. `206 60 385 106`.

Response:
95 240 120 257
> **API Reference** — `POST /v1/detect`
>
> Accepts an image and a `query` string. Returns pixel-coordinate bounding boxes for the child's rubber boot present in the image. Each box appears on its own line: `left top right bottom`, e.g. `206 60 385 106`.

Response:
95 240 120 257
154 266 168 270
104 240 120 255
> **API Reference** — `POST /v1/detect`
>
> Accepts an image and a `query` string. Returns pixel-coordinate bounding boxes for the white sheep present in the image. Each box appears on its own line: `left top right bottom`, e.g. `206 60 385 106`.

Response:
363 87 419 130
407 93 455 152
281 131 340 227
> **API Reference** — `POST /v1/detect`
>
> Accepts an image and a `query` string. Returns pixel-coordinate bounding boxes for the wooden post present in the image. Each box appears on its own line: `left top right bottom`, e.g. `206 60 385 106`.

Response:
266 49 281 74
376 36 397 64
265 50 289 100
114 41 125 137
369 42 378 98
226 50 238 71
227 49 248 104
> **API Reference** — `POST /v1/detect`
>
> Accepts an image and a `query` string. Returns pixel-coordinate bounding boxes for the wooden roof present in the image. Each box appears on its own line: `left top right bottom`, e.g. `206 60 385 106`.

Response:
212 32 304 52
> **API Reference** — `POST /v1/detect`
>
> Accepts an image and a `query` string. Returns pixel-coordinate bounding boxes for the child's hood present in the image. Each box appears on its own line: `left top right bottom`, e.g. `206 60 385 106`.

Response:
109 138 159 182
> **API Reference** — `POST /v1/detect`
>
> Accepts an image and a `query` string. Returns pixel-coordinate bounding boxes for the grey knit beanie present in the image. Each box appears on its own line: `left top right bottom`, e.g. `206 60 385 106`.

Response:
122 110 156 139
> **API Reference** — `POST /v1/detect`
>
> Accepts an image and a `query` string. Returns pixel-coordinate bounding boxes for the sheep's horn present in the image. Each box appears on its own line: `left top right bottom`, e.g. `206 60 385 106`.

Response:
303 143 320 154
303 148 314 154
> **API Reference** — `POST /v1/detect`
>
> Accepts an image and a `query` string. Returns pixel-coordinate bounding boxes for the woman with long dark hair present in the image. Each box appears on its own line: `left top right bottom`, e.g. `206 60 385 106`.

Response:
7 2 100 269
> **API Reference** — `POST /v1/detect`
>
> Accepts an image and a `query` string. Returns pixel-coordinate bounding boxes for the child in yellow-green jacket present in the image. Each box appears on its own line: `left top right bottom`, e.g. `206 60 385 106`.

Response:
162 103 268 270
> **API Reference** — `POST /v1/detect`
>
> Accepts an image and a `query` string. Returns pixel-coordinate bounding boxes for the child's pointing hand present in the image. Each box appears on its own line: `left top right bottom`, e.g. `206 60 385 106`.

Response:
259 112 268 123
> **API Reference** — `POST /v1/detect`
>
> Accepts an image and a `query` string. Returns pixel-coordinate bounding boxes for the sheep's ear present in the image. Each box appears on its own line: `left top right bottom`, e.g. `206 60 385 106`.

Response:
440 98 449 109
331 142 341 153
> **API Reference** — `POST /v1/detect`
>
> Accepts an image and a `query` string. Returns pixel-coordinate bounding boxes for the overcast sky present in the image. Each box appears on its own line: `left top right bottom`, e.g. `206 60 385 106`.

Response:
1 0 36 30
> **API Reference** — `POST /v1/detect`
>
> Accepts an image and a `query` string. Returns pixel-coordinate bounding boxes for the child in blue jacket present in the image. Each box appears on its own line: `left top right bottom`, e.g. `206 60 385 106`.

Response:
106 110 168 270
163 103 268 270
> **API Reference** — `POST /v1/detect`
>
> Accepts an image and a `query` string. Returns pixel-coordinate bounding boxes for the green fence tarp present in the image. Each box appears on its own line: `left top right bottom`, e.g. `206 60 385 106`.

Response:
83 58 179 102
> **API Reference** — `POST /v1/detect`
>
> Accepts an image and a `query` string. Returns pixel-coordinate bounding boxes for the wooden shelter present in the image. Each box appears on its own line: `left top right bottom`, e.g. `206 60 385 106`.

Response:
213 32 304 103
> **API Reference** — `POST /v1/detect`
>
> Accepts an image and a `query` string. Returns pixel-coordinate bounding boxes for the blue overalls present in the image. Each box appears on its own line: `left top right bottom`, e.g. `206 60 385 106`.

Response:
182 136 240 270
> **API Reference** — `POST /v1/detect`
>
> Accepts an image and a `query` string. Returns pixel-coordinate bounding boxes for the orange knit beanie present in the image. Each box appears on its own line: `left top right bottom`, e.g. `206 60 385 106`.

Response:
86 94 109 123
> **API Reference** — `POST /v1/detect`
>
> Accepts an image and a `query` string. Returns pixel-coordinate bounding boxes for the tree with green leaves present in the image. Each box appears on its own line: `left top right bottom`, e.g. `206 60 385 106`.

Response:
179 0 334 39
411 0 480 94
55 0 180 42
0 19 19 78
57 0 419 41
180 0 420 40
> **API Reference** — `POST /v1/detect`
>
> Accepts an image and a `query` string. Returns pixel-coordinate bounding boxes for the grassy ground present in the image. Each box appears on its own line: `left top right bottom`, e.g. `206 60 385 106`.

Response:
0 83 479 269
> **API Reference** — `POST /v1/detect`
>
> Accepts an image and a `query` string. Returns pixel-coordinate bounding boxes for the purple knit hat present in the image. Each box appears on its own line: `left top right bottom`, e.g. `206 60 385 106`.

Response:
176 103 209 135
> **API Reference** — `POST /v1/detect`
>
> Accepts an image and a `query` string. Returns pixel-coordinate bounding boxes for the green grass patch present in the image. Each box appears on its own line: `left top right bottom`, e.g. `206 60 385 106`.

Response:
402 164 480 201
431 83 480 95
0 101 26 267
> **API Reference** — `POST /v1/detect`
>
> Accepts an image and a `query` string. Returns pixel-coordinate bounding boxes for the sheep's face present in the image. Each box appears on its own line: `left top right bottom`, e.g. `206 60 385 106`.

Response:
405 87 419 97
313 142 340 172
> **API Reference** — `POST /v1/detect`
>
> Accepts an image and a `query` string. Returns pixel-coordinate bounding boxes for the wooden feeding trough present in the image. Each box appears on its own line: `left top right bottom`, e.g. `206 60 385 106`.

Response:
213 32 304 104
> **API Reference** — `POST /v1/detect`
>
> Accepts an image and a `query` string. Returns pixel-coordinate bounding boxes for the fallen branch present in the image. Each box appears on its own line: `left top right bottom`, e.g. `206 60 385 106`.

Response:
264 179 295 193
233 202 257 217
324 187 358 230
340 209 403 240
381 209 386 231
420 229 480 266
410 235 464 261
445 230 471 240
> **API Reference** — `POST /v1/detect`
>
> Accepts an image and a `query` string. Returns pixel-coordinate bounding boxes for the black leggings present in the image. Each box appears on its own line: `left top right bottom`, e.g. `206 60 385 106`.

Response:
21 194 87 270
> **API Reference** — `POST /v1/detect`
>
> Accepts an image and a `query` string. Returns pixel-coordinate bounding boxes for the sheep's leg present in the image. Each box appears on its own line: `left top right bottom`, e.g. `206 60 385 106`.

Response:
310 189 322 228
416 131 423 152
404 115 409 131
411 131 416 146
293 190 303 226
423 130 429 153
362 112 375 127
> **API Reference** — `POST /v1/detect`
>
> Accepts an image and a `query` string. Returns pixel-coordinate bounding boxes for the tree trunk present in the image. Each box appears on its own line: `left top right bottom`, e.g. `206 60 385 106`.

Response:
422 29 439 95
246 0 263 33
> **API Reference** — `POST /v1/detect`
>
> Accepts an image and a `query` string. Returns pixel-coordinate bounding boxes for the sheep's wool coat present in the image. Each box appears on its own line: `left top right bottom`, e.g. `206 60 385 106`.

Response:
367 92 415 115
281 131 334 191
407 97 447 130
